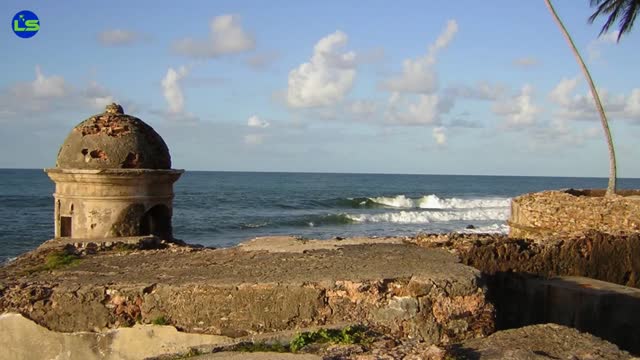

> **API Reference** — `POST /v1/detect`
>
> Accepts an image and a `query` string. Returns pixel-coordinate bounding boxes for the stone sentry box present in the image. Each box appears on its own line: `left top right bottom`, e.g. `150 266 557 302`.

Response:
45 103 182 240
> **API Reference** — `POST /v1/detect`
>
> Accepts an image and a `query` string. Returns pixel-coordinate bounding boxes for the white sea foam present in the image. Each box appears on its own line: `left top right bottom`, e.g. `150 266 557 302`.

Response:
369 195 415 208
457 223 510 234
368 194 510 209
346 208 509 224
2 257 17 265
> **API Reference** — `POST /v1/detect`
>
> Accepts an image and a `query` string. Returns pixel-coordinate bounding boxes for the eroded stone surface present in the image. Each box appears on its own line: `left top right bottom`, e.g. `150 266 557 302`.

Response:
0 313 233 360
509 190 640 240
238 236 406 253
197 353 321 359
449 323 636 359
412 232 640 353
56 103 171 170
0 238 494 345
412 232 640 288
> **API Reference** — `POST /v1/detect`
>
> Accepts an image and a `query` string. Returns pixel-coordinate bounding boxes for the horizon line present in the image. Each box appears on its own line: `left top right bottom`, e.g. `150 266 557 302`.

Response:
1 167 639 180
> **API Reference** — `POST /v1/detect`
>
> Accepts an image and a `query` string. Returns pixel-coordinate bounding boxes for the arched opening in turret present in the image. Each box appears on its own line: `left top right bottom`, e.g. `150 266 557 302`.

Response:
140 204 172 240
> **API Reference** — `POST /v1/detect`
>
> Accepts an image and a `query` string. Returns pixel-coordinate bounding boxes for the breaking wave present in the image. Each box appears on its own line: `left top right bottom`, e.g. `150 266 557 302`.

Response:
346 208 509 224
365 194 510 209
457 223 510 234
241 194 512 230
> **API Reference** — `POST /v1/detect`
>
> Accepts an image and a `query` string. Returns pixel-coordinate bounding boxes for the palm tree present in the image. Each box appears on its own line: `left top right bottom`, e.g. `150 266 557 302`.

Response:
544 0 617 196
588 0 640 41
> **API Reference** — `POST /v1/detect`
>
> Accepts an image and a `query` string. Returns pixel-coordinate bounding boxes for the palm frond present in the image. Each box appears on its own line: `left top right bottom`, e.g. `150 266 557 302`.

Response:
588 0 640 41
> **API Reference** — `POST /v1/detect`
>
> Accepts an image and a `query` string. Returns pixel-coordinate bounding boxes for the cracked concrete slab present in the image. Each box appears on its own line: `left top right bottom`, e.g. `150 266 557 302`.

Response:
0 238 494 349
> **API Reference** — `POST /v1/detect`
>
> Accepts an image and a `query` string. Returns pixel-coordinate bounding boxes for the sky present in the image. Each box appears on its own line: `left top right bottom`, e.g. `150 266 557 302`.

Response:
0 0 638 177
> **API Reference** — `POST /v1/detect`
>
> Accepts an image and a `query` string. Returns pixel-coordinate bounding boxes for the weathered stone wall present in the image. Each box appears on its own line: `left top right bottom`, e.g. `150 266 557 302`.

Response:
487 275 640 354
0 240 495 346
450 323 634 359
509 189 640 240
413 232 640 288
412 233 640 353
45 169 181 239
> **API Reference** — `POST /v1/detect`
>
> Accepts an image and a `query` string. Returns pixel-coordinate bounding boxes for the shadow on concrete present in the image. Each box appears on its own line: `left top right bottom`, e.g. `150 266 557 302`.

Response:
446 343 482 359
484 272 640 355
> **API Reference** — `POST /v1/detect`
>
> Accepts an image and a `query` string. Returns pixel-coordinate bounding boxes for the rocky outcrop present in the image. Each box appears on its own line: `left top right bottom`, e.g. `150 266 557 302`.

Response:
0 237 494 349
6 313 631 360
3 235 639 359
413 232 640 288
413 232 640 354
488 275 640 354
449 323 635 359
509 189 640 240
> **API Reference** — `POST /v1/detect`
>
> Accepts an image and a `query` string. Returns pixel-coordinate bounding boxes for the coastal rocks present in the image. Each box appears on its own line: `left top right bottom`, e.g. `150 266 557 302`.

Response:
488 275 640 354
0 237 494 350
413 232 640 353
413 232 640 288
0 312 233 360
1 312 633 360
449 323 636 359
199 353 321 359
509 189 640 240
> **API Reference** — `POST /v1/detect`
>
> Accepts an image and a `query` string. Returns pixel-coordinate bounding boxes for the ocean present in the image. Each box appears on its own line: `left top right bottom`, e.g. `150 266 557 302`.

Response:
2 169 640 263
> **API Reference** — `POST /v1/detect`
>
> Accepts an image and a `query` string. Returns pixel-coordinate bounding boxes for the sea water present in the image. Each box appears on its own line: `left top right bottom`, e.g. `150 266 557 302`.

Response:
2 169 640 263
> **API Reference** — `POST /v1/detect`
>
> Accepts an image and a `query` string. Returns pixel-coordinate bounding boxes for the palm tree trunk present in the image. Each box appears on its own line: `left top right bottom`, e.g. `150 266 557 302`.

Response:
544 0 617 195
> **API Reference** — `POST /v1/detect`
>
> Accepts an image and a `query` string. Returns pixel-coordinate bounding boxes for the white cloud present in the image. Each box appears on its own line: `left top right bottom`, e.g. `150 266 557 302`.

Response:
531 119 601 147
548 76 639 122
247 115 270 128
161 66 189 114
383 20 458 94
354 47 386 64
625 89 640 118
0 66 139 124
492 84 540 128
246 51 279 70
97 29 142 46
244 133 264 145
549 76 580 107
10 65 67 99
348 100 377 118
448 118 483 128
173 15 255 58
83 81 114 110
432 126 447 146
446 81 505 101
588 30 619 62
0 66 68 115
513 57 540 68
385 93 450 126
286 31 356 108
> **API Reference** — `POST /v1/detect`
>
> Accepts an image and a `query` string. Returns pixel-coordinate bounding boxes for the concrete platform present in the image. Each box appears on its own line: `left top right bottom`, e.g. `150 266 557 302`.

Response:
37 235 165 250
0 236 494 359
494 275 640 354
451 323 636 359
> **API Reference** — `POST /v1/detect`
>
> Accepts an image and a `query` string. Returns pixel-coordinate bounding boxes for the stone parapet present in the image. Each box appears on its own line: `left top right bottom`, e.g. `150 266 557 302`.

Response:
508 189 640 240
0 238 494 346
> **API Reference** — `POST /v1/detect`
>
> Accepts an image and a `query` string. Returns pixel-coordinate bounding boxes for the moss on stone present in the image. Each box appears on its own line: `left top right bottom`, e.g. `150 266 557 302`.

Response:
290 325 372 352
152 316 169 326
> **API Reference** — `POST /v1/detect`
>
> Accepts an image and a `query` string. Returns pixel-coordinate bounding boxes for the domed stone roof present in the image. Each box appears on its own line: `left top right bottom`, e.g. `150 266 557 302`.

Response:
56 103 171 169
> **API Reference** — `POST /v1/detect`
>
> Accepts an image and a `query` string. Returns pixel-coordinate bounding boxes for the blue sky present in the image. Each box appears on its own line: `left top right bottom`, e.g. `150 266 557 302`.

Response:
1 0 638 177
